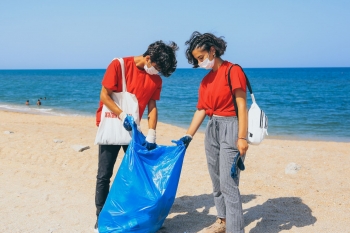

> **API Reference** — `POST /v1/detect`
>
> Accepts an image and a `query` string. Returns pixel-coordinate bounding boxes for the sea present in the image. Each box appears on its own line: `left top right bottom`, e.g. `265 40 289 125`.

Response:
0 68 349 142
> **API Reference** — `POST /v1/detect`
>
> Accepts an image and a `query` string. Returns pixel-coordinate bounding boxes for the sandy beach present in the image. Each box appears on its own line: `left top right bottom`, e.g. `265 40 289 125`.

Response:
0 110 349 233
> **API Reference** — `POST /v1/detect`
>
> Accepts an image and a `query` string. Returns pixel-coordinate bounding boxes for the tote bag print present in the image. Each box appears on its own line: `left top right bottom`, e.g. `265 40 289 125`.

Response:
95 58 140 145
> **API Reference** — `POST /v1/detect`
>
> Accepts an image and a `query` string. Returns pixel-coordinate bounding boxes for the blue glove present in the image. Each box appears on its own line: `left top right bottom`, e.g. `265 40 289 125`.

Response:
142 141 157 150
231 152 245 179
123 115 133 131
179 135 192 149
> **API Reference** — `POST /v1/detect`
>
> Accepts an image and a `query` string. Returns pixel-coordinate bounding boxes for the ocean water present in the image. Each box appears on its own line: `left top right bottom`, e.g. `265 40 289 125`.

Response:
0 68 349 142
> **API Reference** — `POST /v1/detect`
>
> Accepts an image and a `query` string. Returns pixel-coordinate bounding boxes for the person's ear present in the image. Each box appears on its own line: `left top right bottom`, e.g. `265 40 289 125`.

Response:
210 46 216 56
145 55 151 63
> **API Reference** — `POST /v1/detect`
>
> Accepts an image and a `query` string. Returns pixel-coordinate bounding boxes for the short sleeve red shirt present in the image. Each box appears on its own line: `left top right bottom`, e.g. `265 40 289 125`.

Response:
196 61 247 116
96 57 162 126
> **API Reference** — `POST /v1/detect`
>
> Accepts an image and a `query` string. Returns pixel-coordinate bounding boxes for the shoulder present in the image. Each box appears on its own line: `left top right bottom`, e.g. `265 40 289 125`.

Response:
105 58 121 70
227 63 244 75
109 57 133 67
122 56 134 64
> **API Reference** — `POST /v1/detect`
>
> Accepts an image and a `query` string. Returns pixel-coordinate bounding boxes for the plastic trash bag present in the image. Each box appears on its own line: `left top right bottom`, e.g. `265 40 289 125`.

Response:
98 120 186 233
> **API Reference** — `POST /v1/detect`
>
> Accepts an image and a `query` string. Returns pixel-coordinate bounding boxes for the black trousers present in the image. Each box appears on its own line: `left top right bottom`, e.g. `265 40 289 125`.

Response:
95 144 128 217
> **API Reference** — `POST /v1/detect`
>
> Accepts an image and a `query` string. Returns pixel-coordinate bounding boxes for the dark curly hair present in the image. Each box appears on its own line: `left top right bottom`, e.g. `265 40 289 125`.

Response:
185 31 227 68
143 41 179 77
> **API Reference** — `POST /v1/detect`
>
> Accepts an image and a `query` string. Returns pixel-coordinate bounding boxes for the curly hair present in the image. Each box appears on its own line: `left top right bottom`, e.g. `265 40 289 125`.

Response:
185 31 227 68
143 41 179 77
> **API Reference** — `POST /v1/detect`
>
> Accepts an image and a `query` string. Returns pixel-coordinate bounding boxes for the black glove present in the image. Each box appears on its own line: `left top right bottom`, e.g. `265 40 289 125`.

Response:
179 135 192 149
142 141 157 150
231 152 245 179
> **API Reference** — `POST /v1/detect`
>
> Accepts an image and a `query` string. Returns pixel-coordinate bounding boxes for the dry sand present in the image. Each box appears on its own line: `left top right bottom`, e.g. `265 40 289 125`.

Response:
0 110 349 233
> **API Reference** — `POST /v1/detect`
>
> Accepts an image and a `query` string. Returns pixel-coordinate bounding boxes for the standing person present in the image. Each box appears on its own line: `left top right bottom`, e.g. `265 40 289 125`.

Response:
25 100 29 105
94 40 178 232
176 32 249 233
36 99 41 106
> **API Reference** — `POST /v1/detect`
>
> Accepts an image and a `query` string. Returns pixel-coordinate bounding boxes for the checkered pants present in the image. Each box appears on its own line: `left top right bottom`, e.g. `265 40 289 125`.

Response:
205 116 245 233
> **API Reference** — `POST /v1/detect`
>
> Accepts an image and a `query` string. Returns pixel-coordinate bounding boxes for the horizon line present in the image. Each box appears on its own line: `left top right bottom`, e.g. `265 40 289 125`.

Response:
1 66 350 71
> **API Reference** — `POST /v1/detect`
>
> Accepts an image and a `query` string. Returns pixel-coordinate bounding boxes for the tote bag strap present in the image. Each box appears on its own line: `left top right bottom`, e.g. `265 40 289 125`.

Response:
227 64 255 120
116 58 127 92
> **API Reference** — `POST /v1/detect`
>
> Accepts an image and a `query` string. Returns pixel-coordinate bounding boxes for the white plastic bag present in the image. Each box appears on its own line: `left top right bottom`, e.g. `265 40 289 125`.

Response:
94 58 140 145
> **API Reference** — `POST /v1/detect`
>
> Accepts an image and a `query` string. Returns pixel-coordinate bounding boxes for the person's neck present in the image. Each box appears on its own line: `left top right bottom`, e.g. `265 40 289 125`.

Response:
212 57 224 72
134 55 146 70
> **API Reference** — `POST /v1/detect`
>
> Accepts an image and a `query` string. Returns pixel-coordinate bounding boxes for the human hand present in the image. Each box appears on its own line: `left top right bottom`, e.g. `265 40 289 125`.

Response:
231 152 245 179
143 129 157 150
237 138 248 155
142 141 157 150
119 112 133 131
179 135 193 149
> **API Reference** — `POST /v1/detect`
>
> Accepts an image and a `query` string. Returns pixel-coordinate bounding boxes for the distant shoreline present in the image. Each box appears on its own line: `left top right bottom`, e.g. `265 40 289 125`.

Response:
1 67 350 71
1 108 348 143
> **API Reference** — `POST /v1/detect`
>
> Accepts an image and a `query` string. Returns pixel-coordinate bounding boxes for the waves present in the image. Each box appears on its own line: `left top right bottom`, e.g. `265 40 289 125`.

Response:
0 68 350 141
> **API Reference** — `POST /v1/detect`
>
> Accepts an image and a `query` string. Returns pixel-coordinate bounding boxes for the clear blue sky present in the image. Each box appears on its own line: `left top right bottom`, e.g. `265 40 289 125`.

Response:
1 1 349 69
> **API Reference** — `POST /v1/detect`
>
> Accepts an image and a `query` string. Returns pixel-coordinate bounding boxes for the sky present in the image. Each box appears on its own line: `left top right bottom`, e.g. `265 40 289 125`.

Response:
1 1 350 69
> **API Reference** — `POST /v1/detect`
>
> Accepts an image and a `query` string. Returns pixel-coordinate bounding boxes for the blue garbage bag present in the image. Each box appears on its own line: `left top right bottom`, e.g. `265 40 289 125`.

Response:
98 120 186 233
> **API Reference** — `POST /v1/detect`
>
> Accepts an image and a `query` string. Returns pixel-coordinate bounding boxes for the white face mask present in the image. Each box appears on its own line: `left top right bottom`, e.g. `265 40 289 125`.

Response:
144 63 159 75
198 53 215 69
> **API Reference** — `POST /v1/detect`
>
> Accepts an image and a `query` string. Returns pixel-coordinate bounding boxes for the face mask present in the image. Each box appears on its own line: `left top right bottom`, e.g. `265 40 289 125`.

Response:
144 63 159 75
198 52 215 69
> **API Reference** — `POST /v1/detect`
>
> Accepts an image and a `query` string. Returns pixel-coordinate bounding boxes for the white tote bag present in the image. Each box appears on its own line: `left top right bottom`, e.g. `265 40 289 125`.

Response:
94 58 140 145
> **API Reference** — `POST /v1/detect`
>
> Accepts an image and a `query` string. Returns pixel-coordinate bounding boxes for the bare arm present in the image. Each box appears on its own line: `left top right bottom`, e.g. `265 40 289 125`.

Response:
147 99 158 130
186 109 206 137
235 88 249 155
100 86 123 116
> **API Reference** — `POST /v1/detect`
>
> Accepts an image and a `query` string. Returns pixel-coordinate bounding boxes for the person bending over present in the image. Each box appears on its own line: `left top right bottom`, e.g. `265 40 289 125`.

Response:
94 40 178 232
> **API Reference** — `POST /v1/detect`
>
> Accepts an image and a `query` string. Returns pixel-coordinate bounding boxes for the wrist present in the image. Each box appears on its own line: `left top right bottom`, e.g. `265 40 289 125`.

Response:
146 129 156 143
238 137 247 141
119 112 126 121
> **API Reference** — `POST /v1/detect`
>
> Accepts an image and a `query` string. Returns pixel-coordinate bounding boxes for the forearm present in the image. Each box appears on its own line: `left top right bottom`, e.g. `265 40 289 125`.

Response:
148 106 158 130
237 104 248 138
186 109 206 136
235 88 248 138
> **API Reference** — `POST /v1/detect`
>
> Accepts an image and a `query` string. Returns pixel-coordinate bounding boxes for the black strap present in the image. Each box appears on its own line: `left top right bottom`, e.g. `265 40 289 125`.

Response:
227 64 253 120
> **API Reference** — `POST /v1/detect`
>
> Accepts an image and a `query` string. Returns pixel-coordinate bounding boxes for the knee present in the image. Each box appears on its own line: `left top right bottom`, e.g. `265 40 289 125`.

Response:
96 169 113 182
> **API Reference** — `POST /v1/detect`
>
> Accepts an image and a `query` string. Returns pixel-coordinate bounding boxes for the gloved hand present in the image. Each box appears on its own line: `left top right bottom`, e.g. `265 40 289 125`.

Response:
142 129 157 150
119 112 133 131
231 152 245 179
237 156 245 171
142 141 157 150
179 135 193 149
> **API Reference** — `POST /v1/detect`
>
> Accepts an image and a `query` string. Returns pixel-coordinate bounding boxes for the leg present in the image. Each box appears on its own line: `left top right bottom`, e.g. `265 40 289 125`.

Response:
121 145 128 153
205 118 226 219
218 117 244 233
95 145 122 217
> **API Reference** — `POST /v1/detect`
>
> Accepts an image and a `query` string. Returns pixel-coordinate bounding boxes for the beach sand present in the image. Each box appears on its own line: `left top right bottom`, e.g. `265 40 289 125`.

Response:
0 110 349 233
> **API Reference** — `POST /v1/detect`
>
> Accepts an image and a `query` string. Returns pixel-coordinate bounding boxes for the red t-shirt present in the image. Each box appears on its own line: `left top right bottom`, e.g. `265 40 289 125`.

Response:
96 57 162 126
197 61 247 116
